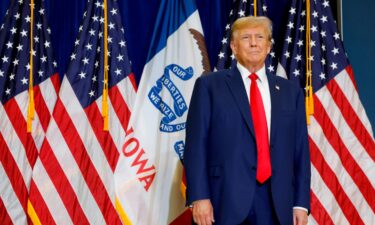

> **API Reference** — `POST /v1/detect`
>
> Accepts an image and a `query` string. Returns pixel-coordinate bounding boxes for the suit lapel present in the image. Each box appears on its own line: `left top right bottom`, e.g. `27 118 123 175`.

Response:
267 74 279 145
225 67 255 138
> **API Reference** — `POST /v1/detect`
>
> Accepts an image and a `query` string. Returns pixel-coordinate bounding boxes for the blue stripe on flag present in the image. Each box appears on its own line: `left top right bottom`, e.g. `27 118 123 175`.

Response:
146 0 197 62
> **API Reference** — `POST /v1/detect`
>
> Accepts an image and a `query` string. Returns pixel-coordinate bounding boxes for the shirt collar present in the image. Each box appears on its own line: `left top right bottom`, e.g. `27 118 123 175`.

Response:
237 62 267 83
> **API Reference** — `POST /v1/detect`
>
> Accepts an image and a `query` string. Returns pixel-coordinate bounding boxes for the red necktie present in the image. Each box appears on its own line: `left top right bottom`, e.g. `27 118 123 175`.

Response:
249 73 271 183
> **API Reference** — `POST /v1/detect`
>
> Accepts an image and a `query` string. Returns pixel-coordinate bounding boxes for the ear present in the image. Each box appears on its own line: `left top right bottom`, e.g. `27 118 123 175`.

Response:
230 41 237 55
266 43 271 54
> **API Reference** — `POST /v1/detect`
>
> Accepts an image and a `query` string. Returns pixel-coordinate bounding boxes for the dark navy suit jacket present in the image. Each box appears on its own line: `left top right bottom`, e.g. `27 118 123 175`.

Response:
184 66 311 225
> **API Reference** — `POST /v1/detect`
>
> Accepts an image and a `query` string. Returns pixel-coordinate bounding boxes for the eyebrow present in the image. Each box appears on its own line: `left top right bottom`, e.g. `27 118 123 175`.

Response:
240 33 265 37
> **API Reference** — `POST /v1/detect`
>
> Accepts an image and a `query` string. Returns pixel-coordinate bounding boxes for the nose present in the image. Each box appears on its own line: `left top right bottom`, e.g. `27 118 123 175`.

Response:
250 35 257 46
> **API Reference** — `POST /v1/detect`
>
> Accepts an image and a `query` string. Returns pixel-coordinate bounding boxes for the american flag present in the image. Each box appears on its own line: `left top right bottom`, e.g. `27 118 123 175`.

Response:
276 0 375 224
215 0 279 73
28 0 136 224
0 0 59 224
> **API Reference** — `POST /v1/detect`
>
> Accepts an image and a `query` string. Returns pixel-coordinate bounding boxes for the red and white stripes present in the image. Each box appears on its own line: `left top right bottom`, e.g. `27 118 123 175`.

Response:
28 74 136 224
308 66 375 225
0 73 60 224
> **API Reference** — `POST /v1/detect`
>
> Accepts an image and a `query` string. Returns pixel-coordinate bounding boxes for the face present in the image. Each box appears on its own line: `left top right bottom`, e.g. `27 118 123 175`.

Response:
230 26 271 71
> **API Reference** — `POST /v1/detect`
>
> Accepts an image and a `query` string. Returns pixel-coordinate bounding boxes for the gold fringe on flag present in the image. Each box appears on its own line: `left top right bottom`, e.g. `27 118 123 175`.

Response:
115 198 133 225
102 0 109 131
254 0 257 17
27 0 35 133
305 0 314 125
180 182 187 201
28 200 42 225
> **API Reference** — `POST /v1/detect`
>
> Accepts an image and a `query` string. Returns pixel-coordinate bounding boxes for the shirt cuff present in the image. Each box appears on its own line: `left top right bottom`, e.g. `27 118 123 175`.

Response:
293 206 308 213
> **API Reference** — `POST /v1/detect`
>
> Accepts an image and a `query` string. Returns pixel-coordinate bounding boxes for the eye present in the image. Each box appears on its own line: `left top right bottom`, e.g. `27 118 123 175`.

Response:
241 35 250 40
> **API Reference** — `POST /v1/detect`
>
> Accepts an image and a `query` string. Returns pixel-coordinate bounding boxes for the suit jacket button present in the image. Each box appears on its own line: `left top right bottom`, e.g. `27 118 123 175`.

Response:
251 166 256 171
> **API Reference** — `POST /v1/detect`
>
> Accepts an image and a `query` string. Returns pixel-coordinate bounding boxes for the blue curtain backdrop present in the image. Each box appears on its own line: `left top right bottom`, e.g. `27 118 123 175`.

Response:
0 0 373 128
0 0 290 83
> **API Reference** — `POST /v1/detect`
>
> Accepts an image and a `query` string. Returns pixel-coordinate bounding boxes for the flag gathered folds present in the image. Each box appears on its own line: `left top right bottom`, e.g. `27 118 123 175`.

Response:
114 0 210 224
0 0 59 224
27 0 136 224
276 0 375 224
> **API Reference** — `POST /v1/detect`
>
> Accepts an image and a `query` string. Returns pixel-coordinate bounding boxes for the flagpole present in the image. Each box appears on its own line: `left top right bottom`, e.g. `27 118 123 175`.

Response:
103 0 109 131
27 0 35 132
27 6 41 222
305 0 314 124
254 0 257 16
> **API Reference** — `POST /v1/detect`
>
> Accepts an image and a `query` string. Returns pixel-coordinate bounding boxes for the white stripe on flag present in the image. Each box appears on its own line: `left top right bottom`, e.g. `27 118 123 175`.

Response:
107 97 126 154
117 77 137 113
307 213 319 225
0 163 27 225
1 79 57 225
31 158 73 225
276 62 288 79
334 69 374 136
308 116 373 223
60 80 115 196
15 93 46 150
315 85 375 183
45 116 106 224
0 104 32 184
38 76 59 114
310 165 350 225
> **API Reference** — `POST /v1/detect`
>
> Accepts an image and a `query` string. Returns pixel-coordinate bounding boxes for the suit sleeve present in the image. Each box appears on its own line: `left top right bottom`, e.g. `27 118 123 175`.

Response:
184 77 211 205
293 87 311 212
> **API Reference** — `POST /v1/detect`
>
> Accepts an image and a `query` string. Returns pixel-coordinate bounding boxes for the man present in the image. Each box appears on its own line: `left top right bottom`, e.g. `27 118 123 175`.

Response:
184 16 311 225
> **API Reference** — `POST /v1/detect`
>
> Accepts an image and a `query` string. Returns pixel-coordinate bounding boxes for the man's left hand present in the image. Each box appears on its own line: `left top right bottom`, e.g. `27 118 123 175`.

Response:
293 208 308 225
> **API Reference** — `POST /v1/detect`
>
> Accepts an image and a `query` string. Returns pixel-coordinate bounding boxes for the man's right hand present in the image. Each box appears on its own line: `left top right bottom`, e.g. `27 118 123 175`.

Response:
191 199 215 225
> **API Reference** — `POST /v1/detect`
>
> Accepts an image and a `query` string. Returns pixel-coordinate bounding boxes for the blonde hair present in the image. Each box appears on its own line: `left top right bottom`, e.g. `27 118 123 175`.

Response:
230 16 273 42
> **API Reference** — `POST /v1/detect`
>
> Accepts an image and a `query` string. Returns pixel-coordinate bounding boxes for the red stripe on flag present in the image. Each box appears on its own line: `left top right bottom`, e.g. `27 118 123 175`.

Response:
345 66 358 91
3 99 39 167
328 76 375 159
0 198 13 225
169 209 192 225
313 95 375 211
127 73 138 91
29 180 57 225
53 99 122 225
0 131 6 160
0 132 28 213
84 103 119 172
108 85 132 133
310 190 335 225
309 137 365 225
34 85 52 132
35 140 90 225
50 73 61 94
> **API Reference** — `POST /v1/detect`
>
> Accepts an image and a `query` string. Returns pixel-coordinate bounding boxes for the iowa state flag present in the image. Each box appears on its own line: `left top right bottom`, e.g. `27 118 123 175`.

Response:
114 0 210 224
